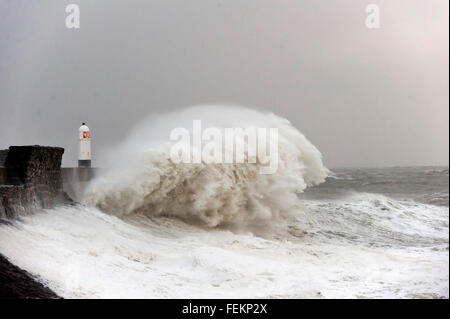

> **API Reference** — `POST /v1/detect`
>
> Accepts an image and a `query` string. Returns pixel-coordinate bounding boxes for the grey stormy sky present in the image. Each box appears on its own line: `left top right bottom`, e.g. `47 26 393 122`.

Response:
0 0 448 167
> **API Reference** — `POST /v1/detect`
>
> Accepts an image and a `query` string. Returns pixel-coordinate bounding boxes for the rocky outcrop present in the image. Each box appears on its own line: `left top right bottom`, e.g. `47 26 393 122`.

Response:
0 146 69 219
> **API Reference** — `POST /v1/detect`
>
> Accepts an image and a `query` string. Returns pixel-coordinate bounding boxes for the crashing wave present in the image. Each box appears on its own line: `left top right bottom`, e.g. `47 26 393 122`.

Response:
84 105 328 230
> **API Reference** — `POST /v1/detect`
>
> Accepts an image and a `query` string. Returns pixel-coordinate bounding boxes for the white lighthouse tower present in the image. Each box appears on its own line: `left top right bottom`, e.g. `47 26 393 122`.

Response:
78 122 91 167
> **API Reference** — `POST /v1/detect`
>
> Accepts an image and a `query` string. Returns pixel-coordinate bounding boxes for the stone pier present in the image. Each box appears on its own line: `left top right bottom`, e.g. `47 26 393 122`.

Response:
0 145 98 218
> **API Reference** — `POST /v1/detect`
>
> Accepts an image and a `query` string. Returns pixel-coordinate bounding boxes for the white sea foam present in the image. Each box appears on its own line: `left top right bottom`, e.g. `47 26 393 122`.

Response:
0 199 447 298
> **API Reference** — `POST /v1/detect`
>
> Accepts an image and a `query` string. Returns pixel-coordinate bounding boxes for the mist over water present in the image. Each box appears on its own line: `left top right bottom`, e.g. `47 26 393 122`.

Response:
0 106 448 298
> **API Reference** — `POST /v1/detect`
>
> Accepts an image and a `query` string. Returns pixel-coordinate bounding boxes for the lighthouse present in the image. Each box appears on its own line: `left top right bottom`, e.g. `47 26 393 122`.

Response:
78 122 91 167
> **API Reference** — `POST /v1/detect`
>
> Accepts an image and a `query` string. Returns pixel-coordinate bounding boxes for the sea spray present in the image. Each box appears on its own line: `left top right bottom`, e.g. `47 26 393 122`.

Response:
84 105 328 231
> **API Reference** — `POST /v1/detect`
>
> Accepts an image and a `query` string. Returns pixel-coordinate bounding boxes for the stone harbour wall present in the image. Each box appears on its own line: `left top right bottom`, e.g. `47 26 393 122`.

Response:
0 146 69 219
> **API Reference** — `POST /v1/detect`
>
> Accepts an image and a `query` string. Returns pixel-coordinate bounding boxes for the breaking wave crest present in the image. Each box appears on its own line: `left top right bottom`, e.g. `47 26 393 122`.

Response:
84 105 328 230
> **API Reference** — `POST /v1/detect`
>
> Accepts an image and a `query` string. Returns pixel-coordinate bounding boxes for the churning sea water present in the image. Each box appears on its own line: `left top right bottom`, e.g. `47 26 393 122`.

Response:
0 106 447 299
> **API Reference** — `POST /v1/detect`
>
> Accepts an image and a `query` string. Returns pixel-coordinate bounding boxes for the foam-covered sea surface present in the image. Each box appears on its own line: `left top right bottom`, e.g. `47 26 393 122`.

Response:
0 169 448 299
0 106 448 298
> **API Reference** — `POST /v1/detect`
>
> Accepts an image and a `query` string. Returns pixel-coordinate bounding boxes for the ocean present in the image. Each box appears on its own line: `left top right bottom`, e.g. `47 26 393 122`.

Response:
0 106 448 299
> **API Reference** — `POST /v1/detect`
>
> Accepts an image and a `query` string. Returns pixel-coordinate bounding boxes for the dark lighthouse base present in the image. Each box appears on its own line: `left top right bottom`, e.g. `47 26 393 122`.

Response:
78 160 91 168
